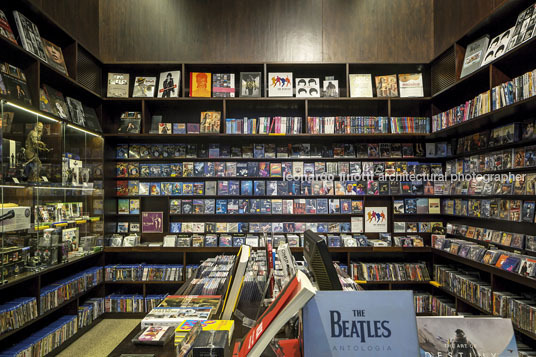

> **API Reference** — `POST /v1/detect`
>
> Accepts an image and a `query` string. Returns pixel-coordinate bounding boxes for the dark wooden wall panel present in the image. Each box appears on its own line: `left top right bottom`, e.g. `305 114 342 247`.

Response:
323 0 433 63
99 0 434 63
99 0 323 63
433 0 495 58
31 0 100 56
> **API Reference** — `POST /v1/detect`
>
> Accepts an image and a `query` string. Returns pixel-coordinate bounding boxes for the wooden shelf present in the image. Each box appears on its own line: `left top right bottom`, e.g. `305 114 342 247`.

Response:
432 248 536 289
103 246 430 253
0 283 102 342
429 95 536 139
104 280 184 285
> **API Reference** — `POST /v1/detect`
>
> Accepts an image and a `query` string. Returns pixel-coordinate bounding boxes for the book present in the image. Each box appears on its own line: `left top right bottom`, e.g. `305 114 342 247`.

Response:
39 88 53 113
12 11 47 62
239 72 261 97
221 245 251 320
322 79 339 97
349 74 373 97
460 36 490 78
0 10 17 45
398 73 424 97
83 105 102 133
200 111 221 133
481 27 514 66
1 64 33 105
41 38 68 75
190 72 211 97
375 74 398 97
133 76 157 97
238 270 315 357
43 84 71 121
268 72 293 97
157 71 180 98
212 73 235 97
508 4 536 50
66 97 86 127
295 78 320 97
107 73 129 97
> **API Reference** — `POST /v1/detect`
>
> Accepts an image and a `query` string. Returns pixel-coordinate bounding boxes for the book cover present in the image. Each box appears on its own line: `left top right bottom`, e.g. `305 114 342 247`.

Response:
295 78 320 98
42 38 68 75
157 71 180 98
133 76 156 97
398 73 423 97
375 74 398 97
0 10 17 45
200 111 221 133
13 11 47 62
190 72 211 97
212 73 235 97
323 80 339 97
349 74 373 97
142 212 163 233
268 72 293 97
107 73 129 98
239 72 261 97
460 36 490 78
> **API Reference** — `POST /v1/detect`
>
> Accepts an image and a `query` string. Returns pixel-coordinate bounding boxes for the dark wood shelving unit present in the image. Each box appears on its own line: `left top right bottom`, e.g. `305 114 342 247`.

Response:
2 0 536 353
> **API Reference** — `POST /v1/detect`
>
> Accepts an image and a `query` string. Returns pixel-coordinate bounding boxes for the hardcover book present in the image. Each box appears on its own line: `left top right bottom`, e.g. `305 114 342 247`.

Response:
66 97 86 127
190 72 211 97
42 38 68 75
398 73 423 97
133 76 156 97
13 11 47 62
239 72 261 97
460 36 490 78
157 70 180 98
107 73 129 97
212 73 235 97
268 72 293 97
375 74 398 97
295 78 320 98
200 111 221 133
481 27 513 66
349 74 373 97
0 10 17 45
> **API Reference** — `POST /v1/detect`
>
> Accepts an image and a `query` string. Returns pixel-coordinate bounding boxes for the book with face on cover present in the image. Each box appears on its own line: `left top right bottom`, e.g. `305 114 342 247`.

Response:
133 76 157 97
157 71 180 98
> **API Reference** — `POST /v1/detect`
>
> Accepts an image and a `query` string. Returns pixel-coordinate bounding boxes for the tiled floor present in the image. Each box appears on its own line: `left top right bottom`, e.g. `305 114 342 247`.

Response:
57 319 140 357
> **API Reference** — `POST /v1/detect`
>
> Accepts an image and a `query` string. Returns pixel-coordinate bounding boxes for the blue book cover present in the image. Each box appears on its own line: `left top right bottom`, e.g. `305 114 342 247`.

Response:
303 291 419 356
241 181 253 195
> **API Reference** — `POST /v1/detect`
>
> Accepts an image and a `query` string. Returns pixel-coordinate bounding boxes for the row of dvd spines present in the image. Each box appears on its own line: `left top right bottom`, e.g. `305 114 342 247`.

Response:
431 68 536 132
116 160 441 180
0 297 38 336
413 292 457 316
349 262 431 282
434 264 536 335
77 298 104 329
39 267 103 315
0 315 78 357
432 236 536 280
115 142 429 161
104 265 183 282
103 294 168 313
446 222 536 254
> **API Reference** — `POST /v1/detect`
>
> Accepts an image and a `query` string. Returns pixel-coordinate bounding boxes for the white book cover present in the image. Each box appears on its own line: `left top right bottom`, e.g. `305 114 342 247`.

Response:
157 70 180 98
398 73 424 97
295 78 320 97
351 216 363 233
481 27 514 66
460 36 490 78
349 74 373 97
107 73 129 98
132 76 157 97
268 72 293 97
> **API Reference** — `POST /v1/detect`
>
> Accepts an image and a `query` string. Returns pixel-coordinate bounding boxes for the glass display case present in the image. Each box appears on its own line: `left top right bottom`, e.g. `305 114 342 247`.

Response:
0 100 104 284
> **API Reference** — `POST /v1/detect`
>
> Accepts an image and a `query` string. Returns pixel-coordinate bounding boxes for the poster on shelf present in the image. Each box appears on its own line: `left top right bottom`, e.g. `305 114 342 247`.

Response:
303 290 419 356
365 207 388 232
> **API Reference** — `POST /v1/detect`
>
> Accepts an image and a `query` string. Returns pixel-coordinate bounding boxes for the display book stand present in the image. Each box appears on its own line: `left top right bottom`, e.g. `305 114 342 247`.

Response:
0 0 536 354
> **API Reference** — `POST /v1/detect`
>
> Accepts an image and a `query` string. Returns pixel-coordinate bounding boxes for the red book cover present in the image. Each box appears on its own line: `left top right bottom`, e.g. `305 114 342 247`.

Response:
238 276 299 357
